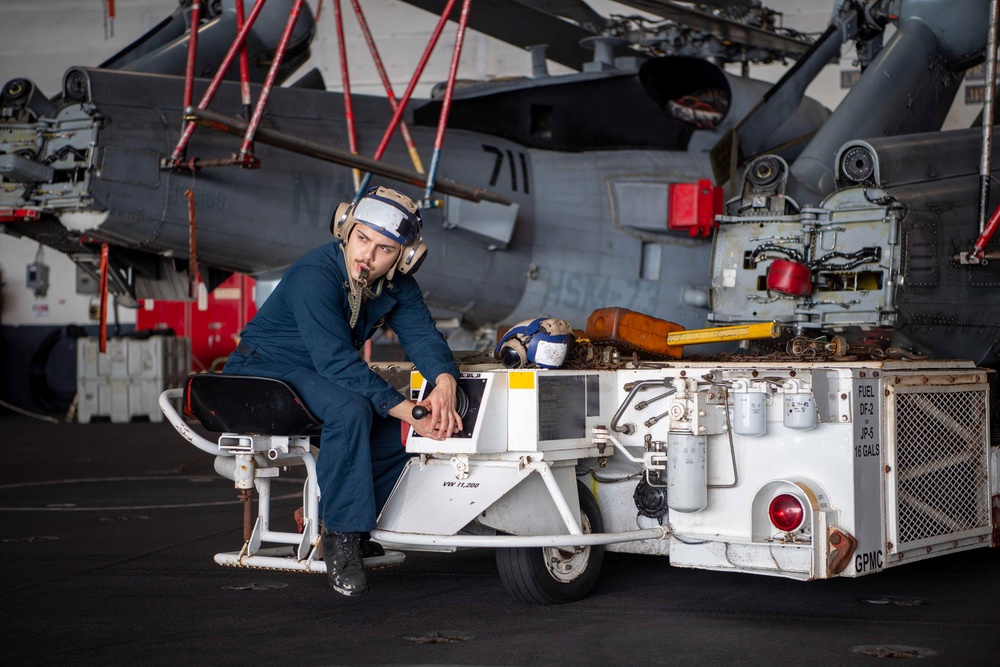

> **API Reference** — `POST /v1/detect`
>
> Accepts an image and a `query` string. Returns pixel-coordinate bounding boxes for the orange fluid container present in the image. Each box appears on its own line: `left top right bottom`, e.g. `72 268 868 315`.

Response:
585 307 685 359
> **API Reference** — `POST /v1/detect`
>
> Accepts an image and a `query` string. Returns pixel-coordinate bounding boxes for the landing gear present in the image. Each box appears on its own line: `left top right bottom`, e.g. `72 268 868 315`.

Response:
495 481 605 604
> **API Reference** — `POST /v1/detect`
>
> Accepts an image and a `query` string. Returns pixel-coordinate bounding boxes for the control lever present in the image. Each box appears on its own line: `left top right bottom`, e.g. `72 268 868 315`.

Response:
411 385 470 420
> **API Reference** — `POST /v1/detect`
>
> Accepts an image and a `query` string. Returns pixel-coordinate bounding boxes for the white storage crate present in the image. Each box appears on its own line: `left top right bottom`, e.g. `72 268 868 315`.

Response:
76 336 191 423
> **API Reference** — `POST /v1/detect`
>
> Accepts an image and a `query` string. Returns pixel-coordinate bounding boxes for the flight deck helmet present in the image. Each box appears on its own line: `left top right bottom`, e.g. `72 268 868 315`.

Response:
331 186 427 279
495 317 574 369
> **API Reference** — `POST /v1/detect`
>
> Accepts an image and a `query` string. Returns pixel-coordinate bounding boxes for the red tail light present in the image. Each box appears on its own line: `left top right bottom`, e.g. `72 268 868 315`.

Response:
768 493 805 532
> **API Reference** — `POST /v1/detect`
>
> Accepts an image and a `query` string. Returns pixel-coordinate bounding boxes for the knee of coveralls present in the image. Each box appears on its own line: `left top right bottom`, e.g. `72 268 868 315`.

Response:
289 375 380 532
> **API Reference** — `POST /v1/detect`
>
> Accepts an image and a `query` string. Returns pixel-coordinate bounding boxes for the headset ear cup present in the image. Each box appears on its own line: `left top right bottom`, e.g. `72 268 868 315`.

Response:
498 339 527 368
332 202 352 241
396 241 427 276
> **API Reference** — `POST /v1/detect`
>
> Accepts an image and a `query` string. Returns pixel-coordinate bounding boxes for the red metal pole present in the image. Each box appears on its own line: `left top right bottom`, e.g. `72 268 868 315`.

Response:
167 0 269 165
971 203 1000 259
238 0 306 166
349 0 424 174
185 189 199 299
368 0 459 166
99 243 109 354
182 0 201 113
234 0 253 122
423 0 472 202
334 0 360 188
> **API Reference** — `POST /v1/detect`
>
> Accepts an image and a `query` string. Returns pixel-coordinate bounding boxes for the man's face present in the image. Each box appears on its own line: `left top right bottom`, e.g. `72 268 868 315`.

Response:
344 225 402 282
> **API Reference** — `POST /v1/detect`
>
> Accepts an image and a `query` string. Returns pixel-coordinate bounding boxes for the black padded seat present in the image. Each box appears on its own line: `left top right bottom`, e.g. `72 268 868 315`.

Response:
184 374 323 436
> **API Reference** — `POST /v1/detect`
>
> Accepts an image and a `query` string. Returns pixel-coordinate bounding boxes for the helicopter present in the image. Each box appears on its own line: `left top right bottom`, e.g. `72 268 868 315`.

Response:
705 0 1000 368
0 0 834 338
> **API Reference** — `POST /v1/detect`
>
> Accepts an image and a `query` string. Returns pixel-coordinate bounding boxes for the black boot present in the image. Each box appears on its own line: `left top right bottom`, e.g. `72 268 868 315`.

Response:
321 530 368 597
360 532 385 558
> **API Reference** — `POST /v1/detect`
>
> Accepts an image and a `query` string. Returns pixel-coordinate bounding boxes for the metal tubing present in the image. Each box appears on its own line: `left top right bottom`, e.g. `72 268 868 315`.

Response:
527 462 583 536
422 0 472 203
371 526 669 548
281 446 320 545
241 488 252 542
333 0 360 189
184 106 512 204
365 0 459 181
259 530 309 545
158 388 222 456
349 0 424 174
254 476 271 552
168 0 269 163
182 0 201 112
238 0 305 163
602 432 650 465
611 379 672 434
234 0 253 121
979 0 999 233
213 551 406 570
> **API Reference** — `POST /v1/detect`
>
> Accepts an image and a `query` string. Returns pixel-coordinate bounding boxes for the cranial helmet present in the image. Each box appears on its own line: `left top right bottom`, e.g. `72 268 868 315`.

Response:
331 186 427 279
495 317 574 369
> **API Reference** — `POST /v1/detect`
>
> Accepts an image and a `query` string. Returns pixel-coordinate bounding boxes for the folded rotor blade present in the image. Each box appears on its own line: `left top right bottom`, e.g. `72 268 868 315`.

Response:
397 0 605 71
613 0 812 58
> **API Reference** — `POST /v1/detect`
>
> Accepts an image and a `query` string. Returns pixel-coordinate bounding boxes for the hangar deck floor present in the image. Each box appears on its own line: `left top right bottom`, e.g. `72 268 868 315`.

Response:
1 410 998 666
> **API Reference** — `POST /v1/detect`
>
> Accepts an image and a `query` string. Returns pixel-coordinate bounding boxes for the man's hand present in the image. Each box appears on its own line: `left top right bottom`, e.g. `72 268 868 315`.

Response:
389 373 463 442
418 374 463 438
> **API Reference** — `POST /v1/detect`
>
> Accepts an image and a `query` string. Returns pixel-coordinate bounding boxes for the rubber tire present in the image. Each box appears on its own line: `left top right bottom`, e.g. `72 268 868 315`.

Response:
495 480 605 604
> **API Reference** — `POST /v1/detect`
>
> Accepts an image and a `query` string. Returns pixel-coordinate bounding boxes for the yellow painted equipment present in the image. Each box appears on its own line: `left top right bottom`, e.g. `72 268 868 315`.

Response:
666 322 782 346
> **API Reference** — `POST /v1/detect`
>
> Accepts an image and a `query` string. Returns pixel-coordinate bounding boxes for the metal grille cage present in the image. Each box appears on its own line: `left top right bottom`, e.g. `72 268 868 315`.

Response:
893 389 990 547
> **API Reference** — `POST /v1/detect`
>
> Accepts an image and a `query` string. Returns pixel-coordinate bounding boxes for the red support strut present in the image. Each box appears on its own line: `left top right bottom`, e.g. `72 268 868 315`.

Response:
234 0 253 122
362 0 460 188
423 0 472 203
334 0 360 188
99 243 109 354
182 1 201 115
350 0 424 174
970 203 1000 260
166 0 269 167
237 0 306 167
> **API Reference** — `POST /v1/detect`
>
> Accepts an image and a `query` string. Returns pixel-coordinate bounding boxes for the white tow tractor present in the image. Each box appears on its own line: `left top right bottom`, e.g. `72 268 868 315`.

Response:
160 352 999 604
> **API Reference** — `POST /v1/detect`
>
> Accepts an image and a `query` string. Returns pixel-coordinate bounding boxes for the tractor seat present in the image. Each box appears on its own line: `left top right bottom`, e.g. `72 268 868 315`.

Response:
184 374 323 437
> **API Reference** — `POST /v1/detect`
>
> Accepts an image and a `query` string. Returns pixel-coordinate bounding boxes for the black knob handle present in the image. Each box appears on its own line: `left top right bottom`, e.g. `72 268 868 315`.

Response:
412 405 429 420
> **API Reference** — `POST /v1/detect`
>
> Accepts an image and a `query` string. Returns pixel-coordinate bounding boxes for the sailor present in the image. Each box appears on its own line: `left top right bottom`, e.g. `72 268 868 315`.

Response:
223 186 462 597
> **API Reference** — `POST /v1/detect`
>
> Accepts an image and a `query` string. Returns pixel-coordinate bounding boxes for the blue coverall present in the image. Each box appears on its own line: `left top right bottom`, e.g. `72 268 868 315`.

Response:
223 241 458 532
